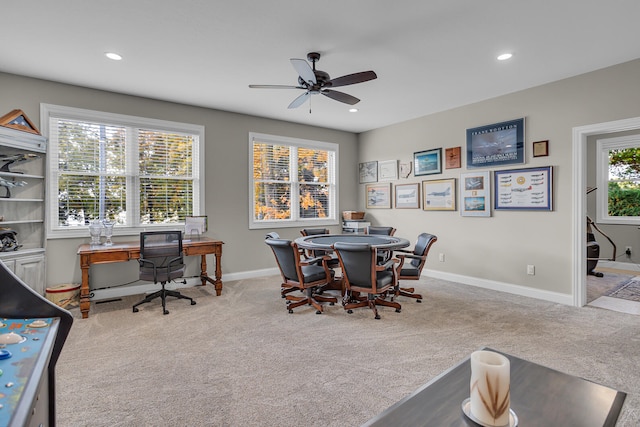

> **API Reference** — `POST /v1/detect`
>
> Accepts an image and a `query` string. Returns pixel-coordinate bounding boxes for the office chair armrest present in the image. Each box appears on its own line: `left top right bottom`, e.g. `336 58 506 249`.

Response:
396 253 425 261
299 255 327 266
376 257 399 271
167 256 184 267
394 249 413 254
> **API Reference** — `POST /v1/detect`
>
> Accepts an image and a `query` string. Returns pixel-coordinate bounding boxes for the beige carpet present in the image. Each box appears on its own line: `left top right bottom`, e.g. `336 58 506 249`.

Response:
56 276 640 426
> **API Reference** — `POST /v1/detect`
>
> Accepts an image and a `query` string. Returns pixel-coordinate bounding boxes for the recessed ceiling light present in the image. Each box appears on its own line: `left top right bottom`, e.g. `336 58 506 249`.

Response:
105 52 123 61
349 108 358 113
497 53 513 61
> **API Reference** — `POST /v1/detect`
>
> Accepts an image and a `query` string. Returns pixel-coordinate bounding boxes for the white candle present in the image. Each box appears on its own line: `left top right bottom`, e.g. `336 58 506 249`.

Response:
470 350 511 426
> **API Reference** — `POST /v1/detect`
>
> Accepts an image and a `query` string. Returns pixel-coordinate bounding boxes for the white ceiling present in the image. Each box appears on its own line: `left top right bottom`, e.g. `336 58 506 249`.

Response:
2 1 640 133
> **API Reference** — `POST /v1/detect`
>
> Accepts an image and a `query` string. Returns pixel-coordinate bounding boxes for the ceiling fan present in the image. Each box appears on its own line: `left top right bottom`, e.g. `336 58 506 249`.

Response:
249 52 377 109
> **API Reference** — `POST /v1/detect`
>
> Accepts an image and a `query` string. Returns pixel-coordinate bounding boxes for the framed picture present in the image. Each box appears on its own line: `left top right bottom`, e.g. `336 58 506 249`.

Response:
495 166 553 210
445 146 462 169
460 171 491 217
466 118 525 168
423 178 456 211
378 159 398 181
185 215 208 237
395 183 420 209
359 161 378 183
532 140 549 157
399 161 412 178
366 183 392 209
414 148 442 176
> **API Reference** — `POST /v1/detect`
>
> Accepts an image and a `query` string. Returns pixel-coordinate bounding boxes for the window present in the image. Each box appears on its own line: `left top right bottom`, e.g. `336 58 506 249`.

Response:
249 132 338 229
42 104 204 238
596 134 640 224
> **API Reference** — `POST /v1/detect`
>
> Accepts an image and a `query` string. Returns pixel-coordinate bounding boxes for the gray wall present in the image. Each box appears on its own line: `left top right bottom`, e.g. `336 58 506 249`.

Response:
2 58 640 300
359 59 640 297
0 72 358 288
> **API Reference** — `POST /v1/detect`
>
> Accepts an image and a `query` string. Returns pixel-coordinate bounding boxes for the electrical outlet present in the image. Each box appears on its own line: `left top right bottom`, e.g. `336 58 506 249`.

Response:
527 265 535 275
439 253 445 262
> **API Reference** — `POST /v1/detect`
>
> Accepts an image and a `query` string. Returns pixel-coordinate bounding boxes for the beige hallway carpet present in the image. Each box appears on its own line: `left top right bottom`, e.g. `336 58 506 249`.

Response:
57 276 640 426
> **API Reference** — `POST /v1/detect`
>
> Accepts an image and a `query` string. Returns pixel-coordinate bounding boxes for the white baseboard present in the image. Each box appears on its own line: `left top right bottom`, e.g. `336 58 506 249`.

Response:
423 269 574 306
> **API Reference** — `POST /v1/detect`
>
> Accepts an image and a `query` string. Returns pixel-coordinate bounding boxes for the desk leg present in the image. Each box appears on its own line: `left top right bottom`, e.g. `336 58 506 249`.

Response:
199 253 223 296
79 255 91 319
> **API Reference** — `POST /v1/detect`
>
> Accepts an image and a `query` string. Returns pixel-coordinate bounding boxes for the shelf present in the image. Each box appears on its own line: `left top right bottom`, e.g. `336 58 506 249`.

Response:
0 171 45 179
0 219 44 225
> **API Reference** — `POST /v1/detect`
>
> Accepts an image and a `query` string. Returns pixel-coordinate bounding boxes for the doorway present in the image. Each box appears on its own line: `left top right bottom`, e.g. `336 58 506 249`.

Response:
573 116 640 307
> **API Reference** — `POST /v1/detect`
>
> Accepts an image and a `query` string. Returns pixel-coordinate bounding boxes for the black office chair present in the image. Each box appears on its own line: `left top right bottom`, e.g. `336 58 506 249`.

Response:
132 230 195 315
394 233 438 302
265 237 337 314
334 242 401 319
366 226 396 263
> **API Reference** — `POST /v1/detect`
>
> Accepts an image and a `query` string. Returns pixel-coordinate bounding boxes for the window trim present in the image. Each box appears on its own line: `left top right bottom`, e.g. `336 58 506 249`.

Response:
248 132 339 230
596 134 640 225
41 103 205 239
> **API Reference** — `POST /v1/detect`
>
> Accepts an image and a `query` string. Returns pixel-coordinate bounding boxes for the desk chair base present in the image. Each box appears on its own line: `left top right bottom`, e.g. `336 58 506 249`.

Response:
396 286 423 303
132 283 196 315
343 293 401 320
285 288 337 314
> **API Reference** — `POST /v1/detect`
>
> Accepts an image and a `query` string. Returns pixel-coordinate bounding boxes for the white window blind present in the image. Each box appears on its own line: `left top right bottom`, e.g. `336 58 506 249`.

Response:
42 104 204 238
249 132 338 229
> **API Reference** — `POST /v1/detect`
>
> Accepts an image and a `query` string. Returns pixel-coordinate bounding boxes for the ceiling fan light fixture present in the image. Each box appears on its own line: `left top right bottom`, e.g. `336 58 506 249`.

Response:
105 52 123 61
497 53 513 61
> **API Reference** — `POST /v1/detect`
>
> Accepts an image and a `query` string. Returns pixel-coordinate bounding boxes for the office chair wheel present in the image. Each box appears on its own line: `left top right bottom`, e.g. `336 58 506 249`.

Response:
163 310 169 315
329 302 335 306
347 309 353 314
288 309 293 313
191 300 196 305
395 308 401 313
375 314 381 320
416 299 422 303
133 307 139 313
316 310 322 314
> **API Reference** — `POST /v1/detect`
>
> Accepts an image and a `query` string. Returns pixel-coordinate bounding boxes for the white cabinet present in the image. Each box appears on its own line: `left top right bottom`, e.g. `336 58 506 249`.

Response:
0 125 46 294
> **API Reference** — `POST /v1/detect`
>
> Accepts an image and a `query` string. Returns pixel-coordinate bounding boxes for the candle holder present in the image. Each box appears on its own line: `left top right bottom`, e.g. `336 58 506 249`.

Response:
102 220 115 246
88 220 103 246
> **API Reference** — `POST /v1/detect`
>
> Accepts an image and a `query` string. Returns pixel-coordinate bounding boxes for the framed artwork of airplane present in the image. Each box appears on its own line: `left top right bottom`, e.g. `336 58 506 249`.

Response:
494 166 553 210
422 178 456 211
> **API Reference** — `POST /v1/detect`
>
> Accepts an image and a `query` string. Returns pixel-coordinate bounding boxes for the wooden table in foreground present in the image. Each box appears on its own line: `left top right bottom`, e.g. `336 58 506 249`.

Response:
77 237 224 319
363 348 626 427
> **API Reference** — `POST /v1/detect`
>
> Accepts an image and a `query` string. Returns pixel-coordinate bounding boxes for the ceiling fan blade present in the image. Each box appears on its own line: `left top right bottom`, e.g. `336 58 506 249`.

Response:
327 71 377 88
288 92 311 109
249 84 304 89
321 89 360 105
290 58 316 85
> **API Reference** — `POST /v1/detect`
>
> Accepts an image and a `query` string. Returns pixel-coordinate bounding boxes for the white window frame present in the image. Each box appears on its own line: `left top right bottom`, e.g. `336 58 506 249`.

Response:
41 104 205 239
249 132 339 229
596 134 640 225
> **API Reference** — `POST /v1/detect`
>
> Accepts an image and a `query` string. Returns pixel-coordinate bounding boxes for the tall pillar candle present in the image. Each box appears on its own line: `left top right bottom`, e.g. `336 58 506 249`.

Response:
470 350 511 426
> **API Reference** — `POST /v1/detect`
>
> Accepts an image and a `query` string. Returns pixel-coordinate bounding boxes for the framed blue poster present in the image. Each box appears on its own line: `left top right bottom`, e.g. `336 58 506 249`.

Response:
466 118 525 168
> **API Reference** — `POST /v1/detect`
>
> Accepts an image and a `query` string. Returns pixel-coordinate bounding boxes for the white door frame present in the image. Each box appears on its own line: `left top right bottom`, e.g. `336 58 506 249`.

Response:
572 116 640 306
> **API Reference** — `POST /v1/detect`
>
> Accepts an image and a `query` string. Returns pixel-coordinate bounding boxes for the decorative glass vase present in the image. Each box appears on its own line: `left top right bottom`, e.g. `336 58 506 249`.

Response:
102 220 115 246
89 220 103 245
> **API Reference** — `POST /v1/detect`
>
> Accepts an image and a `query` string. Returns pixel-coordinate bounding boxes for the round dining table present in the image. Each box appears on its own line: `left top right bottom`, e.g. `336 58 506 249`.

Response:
295 233 410 251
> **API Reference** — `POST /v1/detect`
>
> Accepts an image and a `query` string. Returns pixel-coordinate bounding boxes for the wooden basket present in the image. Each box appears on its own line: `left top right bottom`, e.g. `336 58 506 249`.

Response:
342 211 365 220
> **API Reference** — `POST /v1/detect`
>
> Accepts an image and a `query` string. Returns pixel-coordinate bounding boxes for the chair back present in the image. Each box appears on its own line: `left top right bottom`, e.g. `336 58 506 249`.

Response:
265 238 301 282
334 242 377 289
139 231 185 283
410 233 437 267
300 228 329 236
366 226 396 236
265 231 280 240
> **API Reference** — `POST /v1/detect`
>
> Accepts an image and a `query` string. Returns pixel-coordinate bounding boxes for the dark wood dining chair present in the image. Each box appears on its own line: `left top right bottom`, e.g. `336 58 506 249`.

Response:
365 226 396 263
333 242 401 319
394 233 438 302
265 237 337 314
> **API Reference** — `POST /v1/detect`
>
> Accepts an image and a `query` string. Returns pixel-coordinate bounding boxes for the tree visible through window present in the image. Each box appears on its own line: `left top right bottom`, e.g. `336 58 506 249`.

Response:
596 134 640 224
43 104 203 236
250 132 337 228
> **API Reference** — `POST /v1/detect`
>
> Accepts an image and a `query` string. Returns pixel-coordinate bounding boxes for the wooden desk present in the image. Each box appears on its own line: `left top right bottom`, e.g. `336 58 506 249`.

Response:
362 348 626 427
77 237 224 319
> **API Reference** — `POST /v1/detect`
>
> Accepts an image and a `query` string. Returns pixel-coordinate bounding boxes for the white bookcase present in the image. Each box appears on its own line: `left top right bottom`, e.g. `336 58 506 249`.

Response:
0 125 47 294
